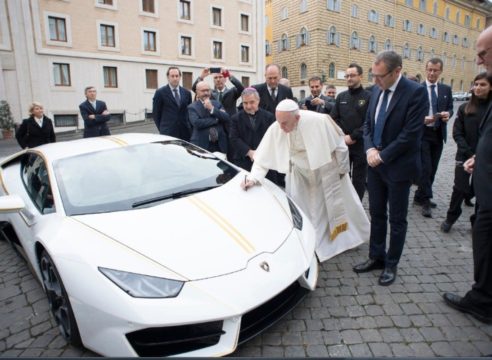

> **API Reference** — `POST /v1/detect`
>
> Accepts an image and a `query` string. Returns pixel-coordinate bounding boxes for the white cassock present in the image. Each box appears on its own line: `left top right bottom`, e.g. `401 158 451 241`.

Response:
250 110 369 262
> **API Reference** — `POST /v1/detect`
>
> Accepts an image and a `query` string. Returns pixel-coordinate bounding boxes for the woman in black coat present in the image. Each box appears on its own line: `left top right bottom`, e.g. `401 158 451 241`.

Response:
441 72 492 233
16 102 56 149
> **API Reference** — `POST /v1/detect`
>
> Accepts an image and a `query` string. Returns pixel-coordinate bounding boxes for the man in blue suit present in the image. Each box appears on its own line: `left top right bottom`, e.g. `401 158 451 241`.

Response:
152 66 192 141
353 51 428 286
79 86 111 138
188 81 230 153
414 58 454 218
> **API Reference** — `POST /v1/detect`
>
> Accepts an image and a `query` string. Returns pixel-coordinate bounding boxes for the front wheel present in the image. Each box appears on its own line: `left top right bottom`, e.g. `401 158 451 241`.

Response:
39 250 82 347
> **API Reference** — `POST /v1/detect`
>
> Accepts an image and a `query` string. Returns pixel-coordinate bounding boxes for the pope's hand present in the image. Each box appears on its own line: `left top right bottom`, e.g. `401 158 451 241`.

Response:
241 178 257 191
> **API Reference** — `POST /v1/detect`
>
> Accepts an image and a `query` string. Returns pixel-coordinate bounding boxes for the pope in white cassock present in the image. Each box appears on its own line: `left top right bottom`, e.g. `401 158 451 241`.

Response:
242 99 369 262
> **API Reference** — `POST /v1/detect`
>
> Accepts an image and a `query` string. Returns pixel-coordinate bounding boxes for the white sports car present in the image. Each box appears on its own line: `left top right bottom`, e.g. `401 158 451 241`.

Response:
0 133 318 357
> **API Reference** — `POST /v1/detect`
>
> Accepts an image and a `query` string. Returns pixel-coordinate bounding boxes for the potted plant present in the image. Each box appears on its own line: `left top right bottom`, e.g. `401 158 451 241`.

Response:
0 100 15 139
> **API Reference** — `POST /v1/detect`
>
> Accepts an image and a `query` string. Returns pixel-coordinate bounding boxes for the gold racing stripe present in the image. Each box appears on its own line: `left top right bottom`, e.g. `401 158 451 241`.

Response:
103 136 128 146
188 196 255 254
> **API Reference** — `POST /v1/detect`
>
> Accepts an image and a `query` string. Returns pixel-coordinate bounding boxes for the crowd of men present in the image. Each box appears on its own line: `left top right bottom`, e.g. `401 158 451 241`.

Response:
148 26 492 325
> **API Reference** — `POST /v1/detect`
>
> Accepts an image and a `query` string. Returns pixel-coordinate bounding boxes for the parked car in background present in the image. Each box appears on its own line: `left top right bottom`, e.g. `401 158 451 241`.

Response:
452 92 471 101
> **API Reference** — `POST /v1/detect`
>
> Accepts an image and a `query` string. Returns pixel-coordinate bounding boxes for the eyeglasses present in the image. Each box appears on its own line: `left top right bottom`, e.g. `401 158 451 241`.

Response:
372 71 392 80
344 74 359 79
477 46 492 61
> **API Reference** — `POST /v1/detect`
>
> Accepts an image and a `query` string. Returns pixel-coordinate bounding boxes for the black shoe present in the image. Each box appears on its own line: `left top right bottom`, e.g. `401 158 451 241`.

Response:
414 199 437 208
464 198 474 207
442 292 492 324
353 259 385 273
440 221 452 233
429 200 437 208
422 204 432 218
378 266 397 286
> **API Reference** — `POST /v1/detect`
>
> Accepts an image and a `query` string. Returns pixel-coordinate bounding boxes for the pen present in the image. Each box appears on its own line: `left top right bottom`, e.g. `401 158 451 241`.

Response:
244 175 248 191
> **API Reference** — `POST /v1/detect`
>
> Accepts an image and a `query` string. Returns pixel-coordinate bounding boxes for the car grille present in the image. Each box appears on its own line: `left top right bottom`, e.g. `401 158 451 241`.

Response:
126 321 224 357
238 281 310 344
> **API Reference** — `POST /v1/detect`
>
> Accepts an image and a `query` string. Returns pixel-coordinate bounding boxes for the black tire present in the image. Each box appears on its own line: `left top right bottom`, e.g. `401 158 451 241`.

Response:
39 250 83 347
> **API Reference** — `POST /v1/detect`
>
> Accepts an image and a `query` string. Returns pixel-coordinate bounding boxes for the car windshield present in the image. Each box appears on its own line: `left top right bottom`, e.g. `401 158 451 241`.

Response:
53 140 239 216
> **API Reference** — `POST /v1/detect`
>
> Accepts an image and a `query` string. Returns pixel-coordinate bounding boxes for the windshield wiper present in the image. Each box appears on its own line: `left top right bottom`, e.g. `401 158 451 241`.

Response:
132 186 220 208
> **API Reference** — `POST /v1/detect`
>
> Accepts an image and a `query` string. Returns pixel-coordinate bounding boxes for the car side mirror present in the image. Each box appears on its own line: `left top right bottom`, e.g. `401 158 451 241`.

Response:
0 194 26 213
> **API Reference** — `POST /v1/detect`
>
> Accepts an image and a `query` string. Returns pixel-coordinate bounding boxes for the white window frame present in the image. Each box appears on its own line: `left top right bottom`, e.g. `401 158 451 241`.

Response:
280 7 288 20
239 44 251 64
51 61 72 88
178 0 193 23
210 5 224 29
327 0 341 12
211 39 225 61
178 33 194 59
300 0 308 13
97 20 119 51
102 65 119 89
44 11 72 47
140 0 159 18
141 27 160 55
351 4 358 18
368 10 378 23
95 0 117 10
368 35 377 53
239 12 251 34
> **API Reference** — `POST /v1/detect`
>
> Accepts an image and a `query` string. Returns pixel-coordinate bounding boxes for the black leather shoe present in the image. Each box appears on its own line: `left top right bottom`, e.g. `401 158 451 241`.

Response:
414 199 436 208
353 259 385 273
440 221 452 233
421 204 432 218
429 200 437 208
464 198 474 207
442 292 492 324
378 266 397 286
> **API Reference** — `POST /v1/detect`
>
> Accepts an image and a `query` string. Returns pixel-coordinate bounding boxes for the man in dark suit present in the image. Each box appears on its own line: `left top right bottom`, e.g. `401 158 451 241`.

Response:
442 25 492 324
79 86 111 138
252 64 293 114
414 58 454 218
229 87 278 184
188 81 230 153
301 76 332 114
353 51 428 286
152 66 192 141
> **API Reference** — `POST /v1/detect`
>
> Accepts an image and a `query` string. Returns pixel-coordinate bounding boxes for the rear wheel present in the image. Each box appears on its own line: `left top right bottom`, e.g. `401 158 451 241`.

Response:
39 250 82 347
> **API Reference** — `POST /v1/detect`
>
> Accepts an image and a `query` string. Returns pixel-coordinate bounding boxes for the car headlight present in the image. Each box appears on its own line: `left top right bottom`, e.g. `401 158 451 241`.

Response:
287 197 303 230
99 267 184 298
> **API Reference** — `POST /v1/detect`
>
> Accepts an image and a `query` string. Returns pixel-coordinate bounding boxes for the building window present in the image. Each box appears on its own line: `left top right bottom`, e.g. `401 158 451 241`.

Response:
54 114 77 127
445 7 450 20
241 45 249 63
213 41 223 59
143 30 156 51
418 24 425 35
417 46 424 61
145 69 158 89
100 24 115 47
98 0 113 5
241 77 250 87
327 0 341 12
453 34 459 45
368 69 373 82
405 0 413 6
385 14 394 27
328 62 335 78
443 32 449 43
240 14 249 32
455 11 460 24
212 7 222 27
179 0 191 20
462 37 469 48
403 43 411 59
351 4 358 18
265 40 271 56
103 66 118 88
280 7 288 20
182 72 193 90
48 16 67 42
53 63 71 86
350 31 360 50
430 27 437 39
281 66 288 79
403 19 412 32
368 10 378 23
433 0 437 15
297 27 309 47
300 63 307 80
452 54 456 68
327 26 339 46
464 15 471 27
180 36 192 56
368 35 377 53
430 48 435 58
419 0 426 10
280 33 289 51
476 18 481 30
384 39 392 51
142 0 155 13
300 0 307 13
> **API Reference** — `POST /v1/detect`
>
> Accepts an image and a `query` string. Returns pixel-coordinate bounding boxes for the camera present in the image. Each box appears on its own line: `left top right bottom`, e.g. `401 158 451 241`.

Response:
305 99 311 107
210 67 221 74
434 113 442 120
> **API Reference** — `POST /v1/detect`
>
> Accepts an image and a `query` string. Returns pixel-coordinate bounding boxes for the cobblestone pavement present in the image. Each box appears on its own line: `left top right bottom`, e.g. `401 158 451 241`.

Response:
1 114 491 357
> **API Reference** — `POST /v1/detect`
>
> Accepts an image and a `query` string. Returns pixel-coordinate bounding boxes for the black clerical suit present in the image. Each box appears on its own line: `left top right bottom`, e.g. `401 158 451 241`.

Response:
252 83 293 114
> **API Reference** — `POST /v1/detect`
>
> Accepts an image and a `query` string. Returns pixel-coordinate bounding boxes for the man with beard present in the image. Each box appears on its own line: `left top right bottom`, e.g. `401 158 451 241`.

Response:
330 63 371 200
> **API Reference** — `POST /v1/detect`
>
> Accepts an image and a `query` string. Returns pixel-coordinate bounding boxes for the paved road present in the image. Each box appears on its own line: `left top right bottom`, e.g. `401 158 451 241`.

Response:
1 113 491 357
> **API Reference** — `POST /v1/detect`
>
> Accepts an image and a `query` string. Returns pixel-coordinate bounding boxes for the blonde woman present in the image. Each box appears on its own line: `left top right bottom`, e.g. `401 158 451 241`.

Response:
15 102 56 149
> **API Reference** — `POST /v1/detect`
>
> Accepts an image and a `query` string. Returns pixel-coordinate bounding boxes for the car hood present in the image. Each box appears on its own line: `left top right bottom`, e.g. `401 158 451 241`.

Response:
73 180 294 280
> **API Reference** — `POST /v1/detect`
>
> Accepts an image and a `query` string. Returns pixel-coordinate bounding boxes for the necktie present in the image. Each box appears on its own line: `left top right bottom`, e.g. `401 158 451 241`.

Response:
270 88 276 103
218 91 223 103
173 88 180 105
373 89 391 148
430 84 439 127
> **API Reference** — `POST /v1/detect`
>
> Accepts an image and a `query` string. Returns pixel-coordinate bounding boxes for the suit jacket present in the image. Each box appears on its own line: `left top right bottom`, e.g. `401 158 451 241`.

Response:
252 83 293 114
229 108 275 169
364 76 429 182
152 85 192 141
79 100 111 138
188 99 230 153
473 102 492 210
15 116 56 149
303 94 332 114
192 76 245 117
423 82 454 142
